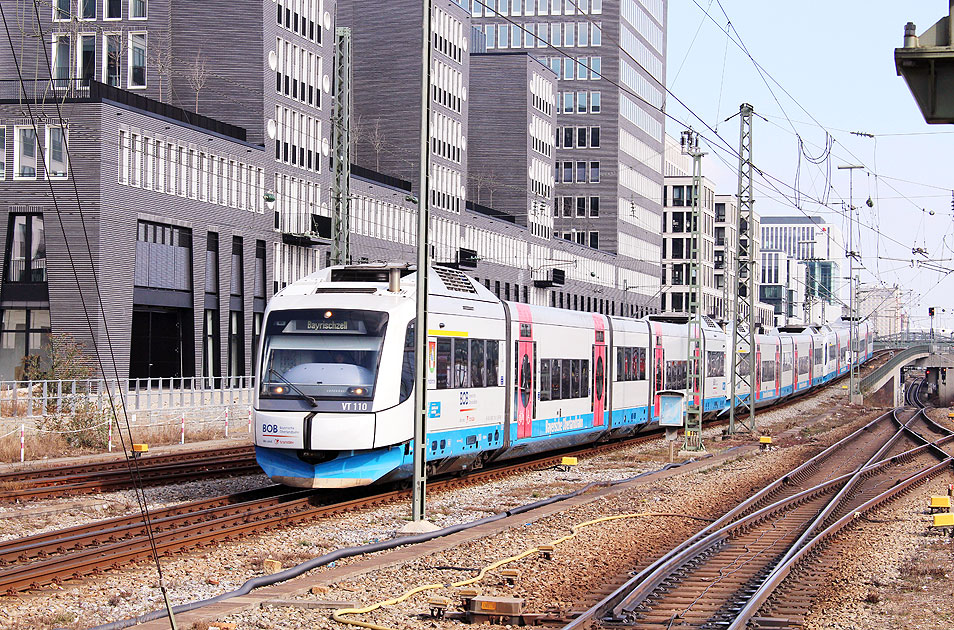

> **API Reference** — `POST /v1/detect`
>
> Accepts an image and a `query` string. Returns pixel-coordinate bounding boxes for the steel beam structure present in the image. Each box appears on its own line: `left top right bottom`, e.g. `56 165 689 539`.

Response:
729 103 757 435
682 130 705 451
331 28 352 265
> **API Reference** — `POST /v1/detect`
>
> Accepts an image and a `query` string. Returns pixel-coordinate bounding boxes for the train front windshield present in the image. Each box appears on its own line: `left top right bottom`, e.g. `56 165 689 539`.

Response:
260 309 388 400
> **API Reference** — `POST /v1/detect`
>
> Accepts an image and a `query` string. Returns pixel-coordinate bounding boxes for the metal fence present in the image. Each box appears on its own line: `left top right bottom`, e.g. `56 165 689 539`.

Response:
0 376 255 420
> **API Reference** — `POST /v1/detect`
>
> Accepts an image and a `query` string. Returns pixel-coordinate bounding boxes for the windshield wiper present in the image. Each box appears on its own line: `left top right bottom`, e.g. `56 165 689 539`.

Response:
266 368 319 407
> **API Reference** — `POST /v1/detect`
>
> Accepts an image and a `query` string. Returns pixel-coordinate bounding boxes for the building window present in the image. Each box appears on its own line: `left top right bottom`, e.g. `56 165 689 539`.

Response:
590 196 599 217
0 309 51 381
228 310 244 380
81 0 96 19
254 240 266 299
52 35 71 89
203 309 220 386
590 161 600 183
576 197 586 217
54 0 71 20
128 32 146 88
576 161 586 182
590 127 600 147
230 236 243 297
130 0 146 19
103 34 122 86
79 34 96 84
205 232 219 295
590 91 601 113
46 126 68 178
589 231 599 249
14 127 37 179
134 220 192 291
106 0 120 18
5 214 46 283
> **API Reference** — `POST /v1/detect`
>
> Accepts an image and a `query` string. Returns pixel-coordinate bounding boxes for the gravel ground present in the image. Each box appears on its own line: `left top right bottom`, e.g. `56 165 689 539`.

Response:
0 383 890 630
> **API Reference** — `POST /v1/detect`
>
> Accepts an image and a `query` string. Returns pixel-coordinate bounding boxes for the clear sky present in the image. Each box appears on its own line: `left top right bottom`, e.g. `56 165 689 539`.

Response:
665 0 953 332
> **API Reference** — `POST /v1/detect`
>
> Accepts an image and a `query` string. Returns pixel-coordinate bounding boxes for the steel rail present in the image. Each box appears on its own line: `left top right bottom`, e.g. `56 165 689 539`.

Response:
0 431 670 592
561 409 897 629
728 454 954 630
563 407 953 629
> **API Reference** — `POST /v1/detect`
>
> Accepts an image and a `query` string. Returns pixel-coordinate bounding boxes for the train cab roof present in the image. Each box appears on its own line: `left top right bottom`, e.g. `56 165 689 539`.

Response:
273 263 500 304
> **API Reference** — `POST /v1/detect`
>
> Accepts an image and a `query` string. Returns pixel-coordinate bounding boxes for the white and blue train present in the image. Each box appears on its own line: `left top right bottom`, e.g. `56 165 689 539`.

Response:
253 264 873 488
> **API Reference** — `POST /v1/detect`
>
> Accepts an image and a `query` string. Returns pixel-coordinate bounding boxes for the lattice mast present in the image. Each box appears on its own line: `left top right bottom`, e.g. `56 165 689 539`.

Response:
729 103 757 434
331 28 352 265
682 130 706 451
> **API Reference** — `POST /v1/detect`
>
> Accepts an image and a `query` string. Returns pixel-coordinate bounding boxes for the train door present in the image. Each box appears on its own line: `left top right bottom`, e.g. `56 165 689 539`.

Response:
652 323 664 417
514 306 535 439
592 316 607 428
755 345 762 401
775 339 782 398
793 343 799 393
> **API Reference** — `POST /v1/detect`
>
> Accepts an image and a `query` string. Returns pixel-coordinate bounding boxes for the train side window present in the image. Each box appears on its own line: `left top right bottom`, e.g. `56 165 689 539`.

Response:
570 360 579 398
454 338 469 388
623 347 633 381
470 339 485 388
564 359 574 398
761 360 774 381
399 322 415 402
436 338 452 389
551 359 562 400
581 360 589 397
616 348 624 381
486 340 499 386
636 348 647 380
540 359 551 401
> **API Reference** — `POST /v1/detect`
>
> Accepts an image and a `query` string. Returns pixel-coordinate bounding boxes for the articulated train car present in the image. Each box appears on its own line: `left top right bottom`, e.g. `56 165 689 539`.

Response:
253 265 873 488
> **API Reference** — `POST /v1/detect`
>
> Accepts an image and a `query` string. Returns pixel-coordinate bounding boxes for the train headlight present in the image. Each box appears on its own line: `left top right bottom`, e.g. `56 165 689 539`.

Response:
272 385 286 395
347 386 366 396
323 310 333 319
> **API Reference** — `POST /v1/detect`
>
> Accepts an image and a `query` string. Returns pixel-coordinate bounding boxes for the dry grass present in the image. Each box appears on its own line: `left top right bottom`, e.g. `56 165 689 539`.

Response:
0 419 247 463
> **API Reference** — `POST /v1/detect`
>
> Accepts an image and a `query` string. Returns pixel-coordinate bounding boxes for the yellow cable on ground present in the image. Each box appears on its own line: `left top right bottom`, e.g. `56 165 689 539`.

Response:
331 511 710 630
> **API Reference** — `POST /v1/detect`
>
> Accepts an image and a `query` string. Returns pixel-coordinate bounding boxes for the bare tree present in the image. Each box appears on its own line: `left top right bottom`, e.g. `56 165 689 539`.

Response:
186 50 210 113
471 170 499 207
366 119 386 171
349 114 367 157
149 31 171 101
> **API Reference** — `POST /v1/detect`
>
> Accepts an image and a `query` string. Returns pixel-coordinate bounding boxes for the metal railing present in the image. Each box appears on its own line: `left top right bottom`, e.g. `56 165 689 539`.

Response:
860 345 931 394
0 376 255 420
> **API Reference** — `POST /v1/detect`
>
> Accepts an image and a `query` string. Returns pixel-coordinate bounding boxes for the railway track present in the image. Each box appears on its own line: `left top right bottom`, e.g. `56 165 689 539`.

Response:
0 446 259 501
0 352 895 594
564 381 952 629
0 434 665 594
0 349 894 505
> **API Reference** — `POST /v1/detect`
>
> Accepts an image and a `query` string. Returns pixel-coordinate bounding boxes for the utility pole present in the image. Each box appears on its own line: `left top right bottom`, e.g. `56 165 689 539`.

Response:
682 129 706 452
838 165 863 404
331 28 352 265
407 0 436 532
729 104 757 435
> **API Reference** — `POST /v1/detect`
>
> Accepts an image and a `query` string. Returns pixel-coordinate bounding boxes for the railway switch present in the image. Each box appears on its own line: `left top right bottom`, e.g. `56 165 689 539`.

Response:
759 436 773 451
929 496 951 513
427 596 451 618
465 596 524 624
538 544 556 560
132 444 148 457
932 512 954 536
500 568 521 586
